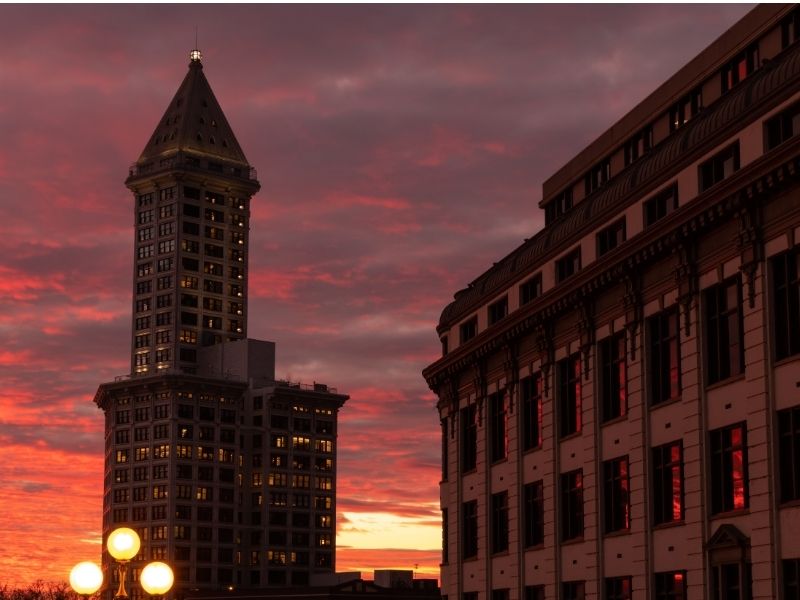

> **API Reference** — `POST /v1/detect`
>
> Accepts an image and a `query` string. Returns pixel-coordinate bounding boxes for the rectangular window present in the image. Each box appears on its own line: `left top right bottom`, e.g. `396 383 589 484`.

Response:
709 422 748 514
602 456 630 533
648 308 681 404
136 281 152 295
558 354 581 437
652 441 684 525
596 218 626 257
669 87 702 132
704 277 743 385
521 373 543 451
561 469 583 541
623 125 652 166
490 491 508 554
520 273 542 306
491 591 508 600
585 158 611 195
488 296 508 325
461 405 477 472
489 392 507 462
711 563 750 600
771 249 800 360
778 406 800 503
655 571 687 600
460 316 478 344
556 248 581 283
545 188 573 224
721 44 758 93
765 100 800 151
523 480 544 548
784 560 800 600
462 499 478 559
562 582 584 600
599 333 626 422
699 142 740 192
524 586 544 600
605 577 632 600
644 184 679 228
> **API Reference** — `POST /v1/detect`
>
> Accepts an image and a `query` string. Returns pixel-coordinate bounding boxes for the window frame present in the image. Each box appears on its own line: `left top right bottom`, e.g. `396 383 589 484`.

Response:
652 440 684 525
704 276 744 386
709 422 749 515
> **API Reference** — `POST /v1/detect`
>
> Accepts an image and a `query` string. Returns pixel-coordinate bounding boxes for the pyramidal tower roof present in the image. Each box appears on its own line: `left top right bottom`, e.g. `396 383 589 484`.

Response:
136 49 250 166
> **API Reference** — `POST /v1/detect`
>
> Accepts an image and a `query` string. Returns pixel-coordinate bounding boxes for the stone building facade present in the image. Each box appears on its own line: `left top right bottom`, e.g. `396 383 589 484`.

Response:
423 5 800 600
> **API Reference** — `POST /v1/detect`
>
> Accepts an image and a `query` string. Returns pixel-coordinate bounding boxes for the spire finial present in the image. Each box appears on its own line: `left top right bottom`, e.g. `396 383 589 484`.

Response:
189 27 202 63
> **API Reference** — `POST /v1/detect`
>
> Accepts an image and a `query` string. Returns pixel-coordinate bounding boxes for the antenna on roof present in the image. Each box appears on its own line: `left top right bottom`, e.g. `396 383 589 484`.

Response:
189 26 202 63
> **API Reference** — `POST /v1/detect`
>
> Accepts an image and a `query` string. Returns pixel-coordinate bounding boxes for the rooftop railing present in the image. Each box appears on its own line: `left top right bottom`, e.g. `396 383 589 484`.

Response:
127 152 258 182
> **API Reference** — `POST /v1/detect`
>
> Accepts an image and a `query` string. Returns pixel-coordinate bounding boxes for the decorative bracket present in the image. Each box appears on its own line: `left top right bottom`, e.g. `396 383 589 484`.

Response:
736 202 762 309
622 272 643 361
503 341 519 414
472 360 486 427
577 297 595 380
445 377 459 440
674 241 697 337
534 320 554 396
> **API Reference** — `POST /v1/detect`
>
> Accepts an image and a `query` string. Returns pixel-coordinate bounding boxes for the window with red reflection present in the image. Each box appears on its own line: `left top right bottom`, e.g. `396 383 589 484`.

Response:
604 576 631 600
599 333 627 422
652 441 684 525
654 571 687 600
603 456 630 533
710 423 748 514
558 354 581 438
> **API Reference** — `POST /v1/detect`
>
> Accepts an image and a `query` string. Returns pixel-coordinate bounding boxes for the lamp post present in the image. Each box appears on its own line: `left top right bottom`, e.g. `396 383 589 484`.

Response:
71 527 174 600
107 527 141 600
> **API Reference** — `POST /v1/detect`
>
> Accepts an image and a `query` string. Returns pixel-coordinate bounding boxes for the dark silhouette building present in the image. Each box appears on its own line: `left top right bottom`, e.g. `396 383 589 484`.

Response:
424 5 800 600
95 50 347 596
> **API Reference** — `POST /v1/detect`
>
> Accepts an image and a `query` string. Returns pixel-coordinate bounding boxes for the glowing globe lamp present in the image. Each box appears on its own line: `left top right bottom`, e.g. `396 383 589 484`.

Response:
107 527 141 561
140 562 174 596
69 562 103 595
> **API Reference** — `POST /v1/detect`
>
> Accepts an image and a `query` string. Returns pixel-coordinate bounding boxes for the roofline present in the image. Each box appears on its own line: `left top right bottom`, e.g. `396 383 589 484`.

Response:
540 3 790 206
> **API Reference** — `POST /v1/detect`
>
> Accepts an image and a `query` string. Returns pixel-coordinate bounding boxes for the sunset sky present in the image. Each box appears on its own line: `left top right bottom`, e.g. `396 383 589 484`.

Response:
0 4 752 587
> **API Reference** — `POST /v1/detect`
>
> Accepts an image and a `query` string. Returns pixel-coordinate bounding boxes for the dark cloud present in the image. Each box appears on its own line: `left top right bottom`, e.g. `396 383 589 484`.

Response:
0 3 753 585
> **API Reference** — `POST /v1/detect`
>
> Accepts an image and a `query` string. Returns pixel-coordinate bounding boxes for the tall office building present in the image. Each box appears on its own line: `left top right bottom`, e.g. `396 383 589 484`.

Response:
424 5 800 600
95 51 348 596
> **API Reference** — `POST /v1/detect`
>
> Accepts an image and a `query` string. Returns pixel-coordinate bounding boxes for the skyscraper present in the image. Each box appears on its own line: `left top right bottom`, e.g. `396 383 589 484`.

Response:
95 50 348 595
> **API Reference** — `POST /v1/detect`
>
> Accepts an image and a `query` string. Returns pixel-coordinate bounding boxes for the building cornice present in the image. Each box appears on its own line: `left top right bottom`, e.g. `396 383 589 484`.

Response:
424 137 800 395
436 38 800 335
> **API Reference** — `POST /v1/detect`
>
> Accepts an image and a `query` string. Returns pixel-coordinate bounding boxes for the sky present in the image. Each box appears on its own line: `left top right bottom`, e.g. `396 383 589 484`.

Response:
0 3 753 587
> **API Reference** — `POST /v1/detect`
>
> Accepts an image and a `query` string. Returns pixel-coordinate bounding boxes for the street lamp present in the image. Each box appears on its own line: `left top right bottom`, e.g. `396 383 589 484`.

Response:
140 562 174 597
107 527 141 600
70 528 174 600
69 562 104 598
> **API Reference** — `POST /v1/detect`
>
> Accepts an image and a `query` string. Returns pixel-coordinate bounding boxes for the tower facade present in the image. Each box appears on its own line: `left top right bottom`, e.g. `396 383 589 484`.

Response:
425 5 800 600
126 50 259 376
96 52 347 596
